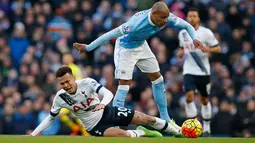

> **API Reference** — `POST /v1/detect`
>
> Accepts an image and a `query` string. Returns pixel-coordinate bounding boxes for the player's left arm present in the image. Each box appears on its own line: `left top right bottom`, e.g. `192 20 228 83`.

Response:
87 78 114 111
167 13 203 49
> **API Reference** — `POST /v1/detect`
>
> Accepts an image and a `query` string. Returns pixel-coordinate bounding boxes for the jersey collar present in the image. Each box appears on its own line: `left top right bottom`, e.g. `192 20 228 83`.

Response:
148 11 156 26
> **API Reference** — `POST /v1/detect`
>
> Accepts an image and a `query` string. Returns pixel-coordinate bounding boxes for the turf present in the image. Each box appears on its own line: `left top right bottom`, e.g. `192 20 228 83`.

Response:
0 136 254 143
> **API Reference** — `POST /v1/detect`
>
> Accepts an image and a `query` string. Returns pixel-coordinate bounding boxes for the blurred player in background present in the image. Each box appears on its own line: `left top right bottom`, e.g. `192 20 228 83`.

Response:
59 54 89 136
73 2 204 128
177 8 221 137
30 66 182 137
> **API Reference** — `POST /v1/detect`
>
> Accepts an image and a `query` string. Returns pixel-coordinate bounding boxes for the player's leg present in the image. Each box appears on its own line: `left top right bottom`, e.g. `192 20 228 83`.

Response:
146 72 170 121
196 76 211 136
113 39 136 107
104 127 147 137
113 80 131 107
183 74 198 119
131 110 181 136
135 41 170 122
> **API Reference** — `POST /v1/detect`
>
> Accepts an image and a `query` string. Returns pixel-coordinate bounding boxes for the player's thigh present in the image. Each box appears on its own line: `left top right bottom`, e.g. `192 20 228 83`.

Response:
183 74 197 94
113 107 135 126
130 111 156 125
136 41 160 73
104 127 131 137
114 42 136 80
196 75 210 97
136 57 160 73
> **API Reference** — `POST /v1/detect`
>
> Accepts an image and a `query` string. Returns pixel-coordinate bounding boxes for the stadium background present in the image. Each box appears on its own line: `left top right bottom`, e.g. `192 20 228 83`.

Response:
0 0 254 137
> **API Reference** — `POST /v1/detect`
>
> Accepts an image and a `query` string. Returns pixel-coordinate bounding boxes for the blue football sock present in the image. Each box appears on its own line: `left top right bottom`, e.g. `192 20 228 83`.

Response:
113 85 130 107
152 76 171 121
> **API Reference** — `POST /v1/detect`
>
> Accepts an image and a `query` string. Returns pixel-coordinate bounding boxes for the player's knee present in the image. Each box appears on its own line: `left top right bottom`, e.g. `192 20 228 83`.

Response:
119 79 132 85
150 74 163 83
186 91 195 103
200 97 209 105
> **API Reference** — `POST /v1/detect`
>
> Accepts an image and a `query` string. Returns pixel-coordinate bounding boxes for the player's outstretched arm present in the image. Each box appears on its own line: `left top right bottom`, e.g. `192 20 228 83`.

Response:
30 115 56 136
73 28 123 52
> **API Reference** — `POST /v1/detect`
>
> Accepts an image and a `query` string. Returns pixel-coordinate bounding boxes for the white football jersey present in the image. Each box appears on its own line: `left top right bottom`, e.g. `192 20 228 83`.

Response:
50 78 104 131
178 26 219 75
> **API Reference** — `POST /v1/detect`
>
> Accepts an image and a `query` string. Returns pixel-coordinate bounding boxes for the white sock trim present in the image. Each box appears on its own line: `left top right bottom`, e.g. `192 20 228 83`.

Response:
201 102 212 120
127 130 145 137
118 85 130 91
151 76 163 84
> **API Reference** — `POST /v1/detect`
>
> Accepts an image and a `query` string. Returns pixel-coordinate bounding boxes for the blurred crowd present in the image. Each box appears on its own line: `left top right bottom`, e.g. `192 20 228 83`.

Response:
0 0 254 137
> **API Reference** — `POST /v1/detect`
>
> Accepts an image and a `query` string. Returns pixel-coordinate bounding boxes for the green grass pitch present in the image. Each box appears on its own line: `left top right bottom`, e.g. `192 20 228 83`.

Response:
0 136 254 143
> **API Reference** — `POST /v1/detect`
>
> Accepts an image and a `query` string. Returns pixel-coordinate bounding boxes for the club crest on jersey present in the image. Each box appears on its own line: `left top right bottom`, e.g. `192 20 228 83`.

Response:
123 25 130 33
81 91 87 98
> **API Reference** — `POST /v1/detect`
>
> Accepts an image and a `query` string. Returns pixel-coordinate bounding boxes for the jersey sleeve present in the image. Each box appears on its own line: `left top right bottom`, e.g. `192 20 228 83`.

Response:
118 19 135 35
206 30 219 47
50 95 62 117
86 78 103 94
167 13 180 26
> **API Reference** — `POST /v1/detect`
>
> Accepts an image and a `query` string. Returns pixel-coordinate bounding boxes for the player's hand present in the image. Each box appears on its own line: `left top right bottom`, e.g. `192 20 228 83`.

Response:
200 46 210 52
93 104 105 112
73 42 86 53
193 39 204 50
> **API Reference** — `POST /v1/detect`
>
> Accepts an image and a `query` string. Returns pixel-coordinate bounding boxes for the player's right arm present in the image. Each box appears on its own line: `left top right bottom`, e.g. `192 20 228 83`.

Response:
73 17 135 52
30 95 62 136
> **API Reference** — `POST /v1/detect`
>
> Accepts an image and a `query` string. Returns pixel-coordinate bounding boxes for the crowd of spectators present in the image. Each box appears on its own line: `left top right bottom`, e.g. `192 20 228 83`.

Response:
0 0 254 137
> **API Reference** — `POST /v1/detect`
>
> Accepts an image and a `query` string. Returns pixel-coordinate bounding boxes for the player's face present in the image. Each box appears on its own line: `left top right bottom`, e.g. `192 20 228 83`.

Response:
58 73 77 94
187 11 200 27
152 11 169 27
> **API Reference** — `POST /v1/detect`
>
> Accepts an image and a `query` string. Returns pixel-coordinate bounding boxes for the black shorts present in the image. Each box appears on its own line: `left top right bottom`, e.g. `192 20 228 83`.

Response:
87 106 135 136
183 74 210 97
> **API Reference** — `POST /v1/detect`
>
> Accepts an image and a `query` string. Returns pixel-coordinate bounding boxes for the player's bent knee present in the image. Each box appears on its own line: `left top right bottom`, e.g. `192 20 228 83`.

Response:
119 79 132 85
200 97 209 105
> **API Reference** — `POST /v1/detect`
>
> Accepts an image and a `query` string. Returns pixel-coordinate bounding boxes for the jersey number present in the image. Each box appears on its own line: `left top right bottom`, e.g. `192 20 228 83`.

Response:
117 107 129 117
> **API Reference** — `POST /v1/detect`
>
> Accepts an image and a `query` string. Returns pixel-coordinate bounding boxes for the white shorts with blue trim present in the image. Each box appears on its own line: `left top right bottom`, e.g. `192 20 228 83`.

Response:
114 39 160 80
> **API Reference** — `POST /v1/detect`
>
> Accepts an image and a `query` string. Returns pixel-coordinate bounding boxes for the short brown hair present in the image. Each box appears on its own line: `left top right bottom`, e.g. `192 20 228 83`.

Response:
56 66 73 77
188 8 200 16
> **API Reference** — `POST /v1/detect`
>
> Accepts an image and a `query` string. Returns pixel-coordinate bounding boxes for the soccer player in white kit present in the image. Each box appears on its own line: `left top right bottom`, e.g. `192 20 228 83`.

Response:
30 66 182 137
177 8 221 137
73 2 204 126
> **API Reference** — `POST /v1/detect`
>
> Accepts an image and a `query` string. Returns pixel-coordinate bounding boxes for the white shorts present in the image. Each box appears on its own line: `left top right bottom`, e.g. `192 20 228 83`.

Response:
114 39 160 80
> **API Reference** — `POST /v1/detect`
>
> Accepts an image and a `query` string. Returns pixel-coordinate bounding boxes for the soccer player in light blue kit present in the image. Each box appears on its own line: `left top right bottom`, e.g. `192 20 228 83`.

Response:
73 2 204 130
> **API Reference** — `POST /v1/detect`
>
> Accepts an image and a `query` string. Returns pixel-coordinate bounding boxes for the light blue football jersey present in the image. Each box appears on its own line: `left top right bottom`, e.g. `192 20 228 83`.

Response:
86 9 196 51
118 9 180 48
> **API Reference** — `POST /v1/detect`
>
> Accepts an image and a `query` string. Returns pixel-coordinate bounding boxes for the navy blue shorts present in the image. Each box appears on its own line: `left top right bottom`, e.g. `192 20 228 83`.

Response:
87 106 134 136
183 74 210 97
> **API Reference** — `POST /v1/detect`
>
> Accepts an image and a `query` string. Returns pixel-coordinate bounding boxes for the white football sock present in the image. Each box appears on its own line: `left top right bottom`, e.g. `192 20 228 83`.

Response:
185 101 197 118
127 130 145 137
201 102 212 133
150 117 180 135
